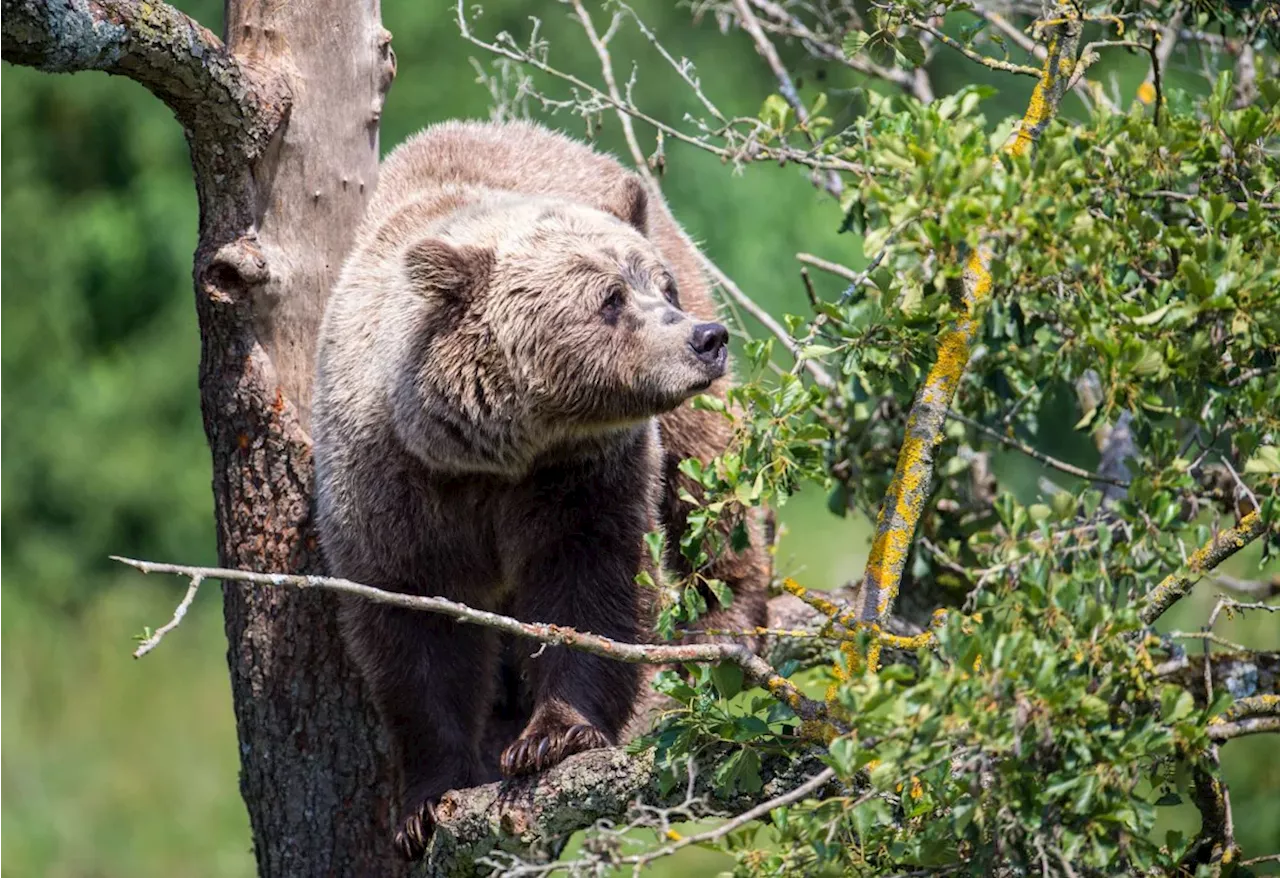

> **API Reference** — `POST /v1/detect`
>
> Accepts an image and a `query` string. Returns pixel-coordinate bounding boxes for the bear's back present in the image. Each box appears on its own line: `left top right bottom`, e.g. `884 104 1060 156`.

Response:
368 120 634 229
356 121 712 324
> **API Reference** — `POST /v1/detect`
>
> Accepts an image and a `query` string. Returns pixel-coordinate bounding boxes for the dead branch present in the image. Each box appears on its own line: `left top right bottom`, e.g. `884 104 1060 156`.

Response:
731 0 843 197
1155 650 1280 704
115 556 830 725
945 409 1129 487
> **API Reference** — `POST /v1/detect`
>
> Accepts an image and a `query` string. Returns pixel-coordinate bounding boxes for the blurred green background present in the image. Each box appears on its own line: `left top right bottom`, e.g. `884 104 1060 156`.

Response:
2 3 1275 875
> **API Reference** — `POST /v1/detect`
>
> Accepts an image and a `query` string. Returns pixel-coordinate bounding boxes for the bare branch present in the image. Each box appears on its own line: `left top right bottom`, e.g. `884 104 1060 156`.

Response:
1140 511 1269 625
1 0 287 152
132 574 203 658
455 0 872 178
746 0 926 99
610 766 840 872
796 252 862 283
1211 573 1280 598
114 556 831 725
1208 717 1280 740
731 0 842 196
1155 650 1280 704
945 409 1129 487
911 16 1043 77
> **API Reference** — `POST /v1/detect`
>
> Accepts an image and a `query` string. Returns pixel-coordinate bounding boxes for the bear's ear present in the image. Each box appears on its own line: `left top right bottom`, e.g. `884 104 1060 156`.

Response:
601 174 649 237
404 239 492 300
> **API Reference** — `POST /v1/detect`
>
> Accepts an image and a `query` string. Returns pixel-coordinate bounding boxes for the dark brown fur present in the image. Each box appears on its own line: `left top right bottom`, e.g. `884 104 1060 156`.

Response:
313 120 769 860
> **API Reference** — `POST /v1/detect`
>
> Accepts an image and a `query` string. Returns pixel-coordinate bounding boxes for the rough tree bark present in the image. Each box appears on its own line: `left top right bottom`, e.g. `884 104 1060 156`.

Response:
3 1 403 875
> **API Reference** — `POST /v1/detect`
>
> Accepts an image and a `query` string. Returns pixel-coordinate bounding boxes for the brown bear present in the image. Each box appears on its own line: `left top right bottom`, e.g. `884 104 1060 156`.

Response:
313 120 769 860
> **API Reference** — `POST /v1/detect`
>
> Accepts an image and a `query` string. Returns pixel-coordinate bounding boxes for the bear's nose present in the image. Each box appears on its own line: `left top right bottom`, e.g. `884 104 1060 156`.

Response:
689 322 729 364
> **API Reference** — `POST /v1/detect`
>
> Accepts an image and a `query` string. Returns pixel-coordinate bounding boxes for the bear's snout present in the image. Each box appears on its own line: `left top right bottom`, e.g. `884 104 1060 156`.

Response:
689 322 729 374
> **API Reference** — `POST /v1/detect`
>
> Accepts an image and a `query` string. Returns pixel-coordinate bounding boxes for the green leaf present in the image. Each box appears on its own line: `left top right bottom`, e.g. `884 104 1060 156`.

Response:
711 662 744 699
842 30 873 57
800 344 838 360
1244 446 1280 474
1131 303 1173 326
828 736 857 776
759 94 790 132
896 35 926 67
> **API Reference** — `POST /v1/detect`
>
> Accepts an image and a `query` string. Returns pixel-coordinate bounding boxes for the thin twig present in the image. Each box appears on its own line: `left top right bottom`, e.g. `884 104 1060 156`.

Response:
133 574 203 658
1211 573 1280 598
796 252 862 283
623 767 841 871
732 0 842 196
456 0 874 177
113 556 832 724
911 16 1042 77
946 409 1129 487
746 0 923 98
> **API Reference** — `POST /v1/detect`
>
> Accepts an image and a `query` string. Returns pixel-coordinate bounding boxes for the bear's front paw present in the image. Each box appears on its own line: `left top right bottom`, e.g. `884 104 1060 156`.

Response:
394 797 439 861
500 722 610 777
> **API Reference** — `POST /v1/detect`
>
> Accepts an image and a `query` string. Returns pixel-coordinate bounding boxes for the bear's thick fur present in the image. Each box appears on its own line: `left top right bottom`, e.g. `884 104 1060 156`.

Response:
313 120 769 860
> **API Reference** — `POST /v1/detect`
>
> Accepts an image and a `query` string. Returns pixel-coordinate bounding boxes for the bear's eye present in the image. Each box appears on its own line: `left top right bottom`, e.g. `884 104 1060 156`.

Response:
601 285 626 322
661 277 680 308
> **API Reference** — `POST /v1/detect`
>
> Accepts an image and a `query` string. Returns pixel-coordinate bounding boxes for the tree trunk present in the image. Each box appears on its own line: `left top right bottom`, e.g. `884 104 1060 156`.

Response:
2 1 403 874
198 3 402 876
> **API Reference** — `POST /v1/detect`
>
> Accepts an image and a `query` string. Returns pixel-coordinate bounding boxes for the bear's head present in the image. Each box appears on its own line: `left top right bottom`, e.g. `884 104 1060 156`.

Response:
390 177 728 475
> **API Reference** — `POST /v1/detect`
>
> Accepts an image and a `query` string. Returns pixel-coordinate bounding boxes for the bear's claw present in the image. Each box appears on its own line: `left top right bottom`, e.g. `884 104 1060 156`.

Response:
500 722 609 777
394 798 439 861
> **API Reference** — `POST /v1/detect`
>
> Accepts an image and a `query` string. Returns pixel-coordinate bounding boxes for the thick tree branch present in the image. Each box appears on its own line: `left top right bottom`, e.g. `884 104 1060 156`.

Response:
1 0 287 153
417 746 840 878
853 8 1083 623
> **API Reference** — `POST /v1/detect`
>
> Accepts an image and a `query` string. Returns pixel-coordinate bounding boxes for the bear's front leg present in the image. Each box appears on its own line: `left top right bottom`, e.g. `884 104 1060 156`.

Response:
499 496 649 777
339 602 499 859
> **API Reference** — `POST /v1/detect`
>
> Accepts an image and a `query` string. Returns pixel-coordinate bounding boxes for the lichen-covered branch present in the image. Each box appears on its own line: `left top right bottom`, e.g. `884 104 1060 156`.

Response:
853 7 1083 623
1139 511 1268 624
910 16 1043 77
115 557 830 725
0 0 287 152
417 746 840 878
1184 744 1237 869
